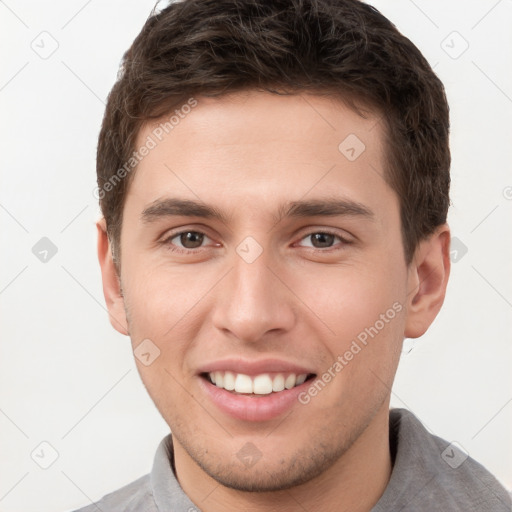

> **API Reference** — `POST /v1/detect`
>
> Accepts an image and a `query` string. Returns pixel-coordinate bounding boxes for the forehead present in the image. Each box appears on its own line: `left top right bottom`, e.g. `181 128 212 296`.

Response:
127 90 393 221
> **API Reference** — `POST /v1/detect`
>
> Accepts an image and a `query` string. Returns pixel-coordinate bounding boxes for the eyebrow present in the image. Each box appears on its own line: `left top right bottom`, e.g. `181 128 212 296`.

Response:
278 198 374 221
140 197 374 224
141 198 231 224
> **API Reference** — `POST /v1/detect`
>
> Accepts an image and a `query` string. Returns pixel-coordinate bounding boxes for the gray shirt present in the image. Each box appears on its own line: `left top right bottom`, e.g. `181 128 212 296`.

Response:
73 408 511 511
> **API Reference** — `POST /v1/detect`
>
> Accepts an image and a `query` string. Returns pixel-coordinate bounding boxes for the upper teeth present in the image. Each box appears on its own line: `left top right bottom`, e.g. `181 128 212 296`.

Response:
209 371 308 395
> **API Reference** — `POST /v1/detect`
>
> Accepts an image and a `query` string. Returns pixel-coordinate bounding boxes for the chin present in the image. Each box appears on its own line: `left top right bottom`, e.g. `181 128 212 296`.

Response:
175 427 353 493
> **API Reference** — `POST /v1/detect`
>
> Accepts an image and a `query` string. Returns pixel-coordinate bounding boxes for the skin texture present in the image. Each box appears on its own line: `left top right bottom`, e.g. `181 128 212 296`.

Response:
97 91 450 512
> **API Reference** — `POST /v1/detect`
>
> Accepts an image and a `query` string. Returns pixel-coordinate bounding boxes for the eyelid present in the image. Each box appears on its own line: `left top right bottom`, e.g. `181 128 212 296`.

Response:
294 227 354 245
170 231 213 246
159 224 215 241
159 226 220 251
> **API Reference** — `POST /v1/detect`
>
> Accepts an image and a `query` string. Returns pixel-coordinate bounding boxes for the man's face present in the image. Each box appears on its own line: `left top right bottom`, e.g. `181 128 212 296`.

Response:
116 91 411 490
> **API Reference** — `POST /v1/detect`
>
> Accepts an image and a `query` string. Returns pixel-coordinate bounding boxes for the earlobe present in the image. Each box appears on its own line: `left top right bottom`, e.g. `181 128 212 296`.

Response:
404 225 451 339
96 218 129 336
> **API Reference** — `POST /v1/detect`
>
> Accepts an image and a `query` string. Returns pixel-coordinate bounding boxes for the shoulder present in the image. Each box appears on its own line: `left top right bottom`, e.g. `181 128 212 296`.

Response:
378 408 512 511
71 473 158 512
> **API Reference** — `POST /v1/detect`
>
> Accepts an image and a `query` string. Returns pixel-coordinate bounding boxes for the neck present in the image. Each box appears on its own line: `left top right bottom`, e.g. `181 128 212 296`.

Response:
174 404 392 512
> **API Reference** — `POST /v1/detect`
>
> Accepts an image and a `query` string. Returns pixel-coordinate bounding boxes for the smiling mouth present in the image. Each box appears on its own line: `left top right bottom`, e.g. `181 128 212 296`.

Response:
201 371 316 396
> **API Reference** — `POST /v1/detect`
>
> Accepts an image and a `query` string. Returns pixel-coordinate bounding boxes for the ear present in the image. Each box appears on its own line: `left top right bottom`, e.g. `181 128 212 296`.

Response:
96 218 129 335
404 224 451 339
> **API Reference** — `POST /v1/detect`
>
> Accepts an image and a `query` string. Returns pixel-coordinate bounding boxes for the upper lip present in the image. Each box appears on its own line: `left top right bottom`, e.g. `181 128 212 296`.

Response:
197 358 316 376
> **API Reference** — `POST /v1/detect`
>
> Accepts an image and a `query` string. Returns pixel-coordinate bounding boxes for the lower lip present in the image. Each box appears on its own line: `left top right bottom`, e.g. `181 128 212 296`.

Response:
198 377 312 422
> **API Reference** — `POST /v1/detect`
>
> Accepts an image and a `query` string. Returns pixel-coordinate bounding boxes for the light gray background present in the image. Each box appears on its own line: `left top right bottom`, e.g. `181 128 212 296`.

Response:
1 1 511 510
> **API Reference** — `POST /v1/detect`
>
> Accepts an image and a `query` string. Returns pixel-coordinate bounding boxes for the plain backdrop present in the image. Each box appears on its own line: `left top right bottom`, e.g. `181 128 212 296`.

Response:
1 1 511 510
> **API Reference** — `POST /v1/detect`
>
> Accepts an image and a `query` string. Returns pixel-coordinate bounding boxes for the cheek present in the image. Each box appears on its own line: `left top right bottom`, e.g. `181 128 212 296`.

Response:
291 259 406 403
122 262 200 404
122 257 215 340
290 261 405 342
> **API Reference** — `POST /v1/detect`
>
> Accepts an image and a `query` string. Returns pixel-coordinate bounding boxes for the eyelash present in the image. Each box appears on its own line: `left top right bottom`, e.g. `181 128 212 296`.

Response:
160 229 351 255
161 231 216 255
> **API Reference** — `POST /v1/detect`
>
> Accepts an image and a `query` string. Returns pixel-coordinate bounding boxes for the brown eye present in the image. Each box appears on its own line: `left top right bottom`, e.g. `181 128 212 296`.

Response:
165 231 210 250
300 231 345 249
178 231 204 248
309 233 336 248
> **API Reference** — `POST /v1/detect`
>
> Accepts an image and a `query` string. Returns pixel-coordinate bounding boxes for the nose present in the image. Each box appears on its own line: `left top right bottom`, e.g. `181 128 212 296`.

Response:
211 248 296 343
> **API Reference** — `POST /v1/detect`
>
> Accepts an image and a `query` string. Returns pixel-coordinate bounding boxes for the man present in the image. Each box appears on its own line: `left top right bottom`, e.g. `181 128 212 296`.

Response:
78 0 511 510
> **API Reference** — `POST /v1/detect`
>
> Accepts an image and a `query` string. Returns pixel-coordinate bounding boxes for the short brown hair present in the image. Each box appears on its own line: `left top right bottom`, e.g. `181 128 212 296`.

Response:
97 0 450 266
